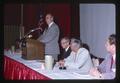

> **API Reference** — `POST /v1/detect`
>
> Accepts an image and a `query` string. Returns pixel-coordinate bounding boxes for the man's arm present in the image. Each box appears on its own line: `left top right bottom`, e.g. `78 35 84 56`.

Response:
40 26 59 43
37 29 46 41
65 49 89 69
98 55 112 73
101 71 115 79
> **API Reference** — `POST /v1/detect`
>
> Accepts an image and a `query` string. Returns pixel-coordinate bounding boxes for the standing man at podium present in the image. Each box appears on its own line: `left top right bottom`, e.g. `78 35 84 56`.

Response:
37 13 60 61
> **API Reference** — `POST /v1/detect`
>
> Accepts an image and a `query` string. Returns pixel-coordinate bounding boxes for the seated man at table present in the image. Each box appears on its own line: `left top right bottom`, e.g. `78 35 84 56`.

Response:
89 34 116 79
59 38 93 74
59 37 71 60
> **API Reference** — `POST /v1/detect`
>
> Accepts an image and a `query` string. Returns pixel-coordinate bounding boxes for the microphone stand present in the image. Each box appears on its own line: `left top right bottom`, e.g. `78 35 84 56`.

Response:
20 27 43 47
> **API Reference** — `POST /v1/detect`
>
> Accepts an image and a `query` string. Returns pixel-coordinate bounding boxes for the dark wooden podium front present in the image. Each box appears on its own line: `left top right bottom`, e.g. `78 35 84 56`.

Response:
21 39 45 60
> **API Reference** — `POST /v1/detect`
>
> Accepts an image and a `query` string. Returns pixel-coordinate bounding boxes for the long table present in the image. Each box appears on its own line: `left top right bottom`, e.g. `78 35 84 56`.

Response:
4 50 100 80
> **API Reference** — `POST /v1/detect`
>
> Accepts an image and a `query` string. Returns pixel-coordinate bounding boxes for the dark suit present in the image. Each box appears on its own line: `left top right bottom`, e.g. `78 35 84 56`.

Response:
60 47 71 60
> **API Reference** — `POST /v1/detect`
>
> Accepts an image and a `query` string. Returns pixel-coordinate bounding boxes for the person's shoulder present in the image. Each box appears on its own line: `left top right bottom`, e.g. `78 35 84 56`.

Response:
105 54 112 60
80 47 89 53
78 48 90 56
52 22 59 28
70 51 76 55
50 23 58 29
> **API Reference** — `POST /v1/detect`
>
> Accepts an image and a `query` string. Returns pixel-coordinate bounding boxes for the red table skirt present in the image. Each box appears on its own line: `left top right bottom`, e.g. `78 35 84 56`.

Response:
4 56 51 80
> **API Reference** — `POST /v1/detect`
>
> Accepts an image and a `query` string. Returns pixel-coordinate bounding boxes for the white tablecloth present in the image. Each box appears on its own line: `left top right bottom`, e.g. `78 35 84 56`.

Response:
4 50 101 79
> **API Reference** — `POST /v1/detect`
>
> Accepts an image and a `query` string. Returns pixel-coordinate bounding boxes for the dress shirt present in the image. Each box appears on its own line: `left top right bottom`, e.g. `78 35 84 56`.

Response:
48 22 54 28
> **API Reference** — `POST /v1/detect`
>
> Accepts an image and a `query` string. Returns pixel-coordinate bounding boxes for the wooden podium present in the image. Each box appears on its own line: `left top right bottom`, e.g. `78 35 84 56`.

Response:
21 39 45 60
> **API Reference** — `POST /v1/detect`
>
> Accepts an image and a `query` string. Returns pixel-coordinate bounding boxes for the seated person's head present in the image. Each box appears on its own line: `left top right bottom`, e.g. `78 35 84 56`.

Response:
70 38 82 52
60 37 70 49
105 34 116 55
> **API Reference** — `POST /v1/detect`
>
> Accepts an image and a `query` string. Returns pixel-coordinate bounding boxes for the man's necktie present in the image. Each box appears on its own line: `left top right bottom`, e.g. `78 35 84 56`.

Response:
111 57 113 68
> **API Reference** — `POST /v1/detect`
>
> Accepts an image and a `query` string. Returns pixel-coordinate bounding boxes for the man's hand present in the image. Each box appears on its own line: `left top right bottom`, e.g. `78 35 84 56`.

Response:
89 67 101 78
58 60 65 67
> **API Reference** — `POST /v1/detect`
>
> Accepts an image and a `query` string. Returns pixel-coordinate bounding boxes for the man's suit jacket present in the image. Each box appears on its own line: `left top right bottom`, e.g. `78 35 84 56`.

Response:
98 54 115 79
64 48 93 74
60 47 71 60
37 22 60 56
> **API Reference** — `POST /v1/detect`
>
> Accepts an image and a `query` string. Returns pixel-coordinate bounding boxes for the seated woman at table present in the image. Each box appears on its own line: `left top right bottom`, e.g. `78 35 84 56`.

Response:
89 34 116 79
59 38 93 74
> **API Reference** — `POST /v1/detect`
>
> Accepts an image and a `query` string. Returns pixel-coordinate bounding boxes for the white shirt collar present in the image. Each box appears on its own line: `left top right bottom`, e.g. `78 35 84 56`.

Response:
113 54 116 61
48 22 54 28
65 46 70 52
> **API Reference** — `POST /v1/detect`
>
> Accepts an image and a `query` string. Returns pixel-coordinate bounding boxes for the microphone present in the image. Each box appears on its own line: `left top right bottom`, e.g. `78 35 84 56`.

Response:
31 27 43 33
20 27 43 42
20 19 44 41
25 27 42 38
